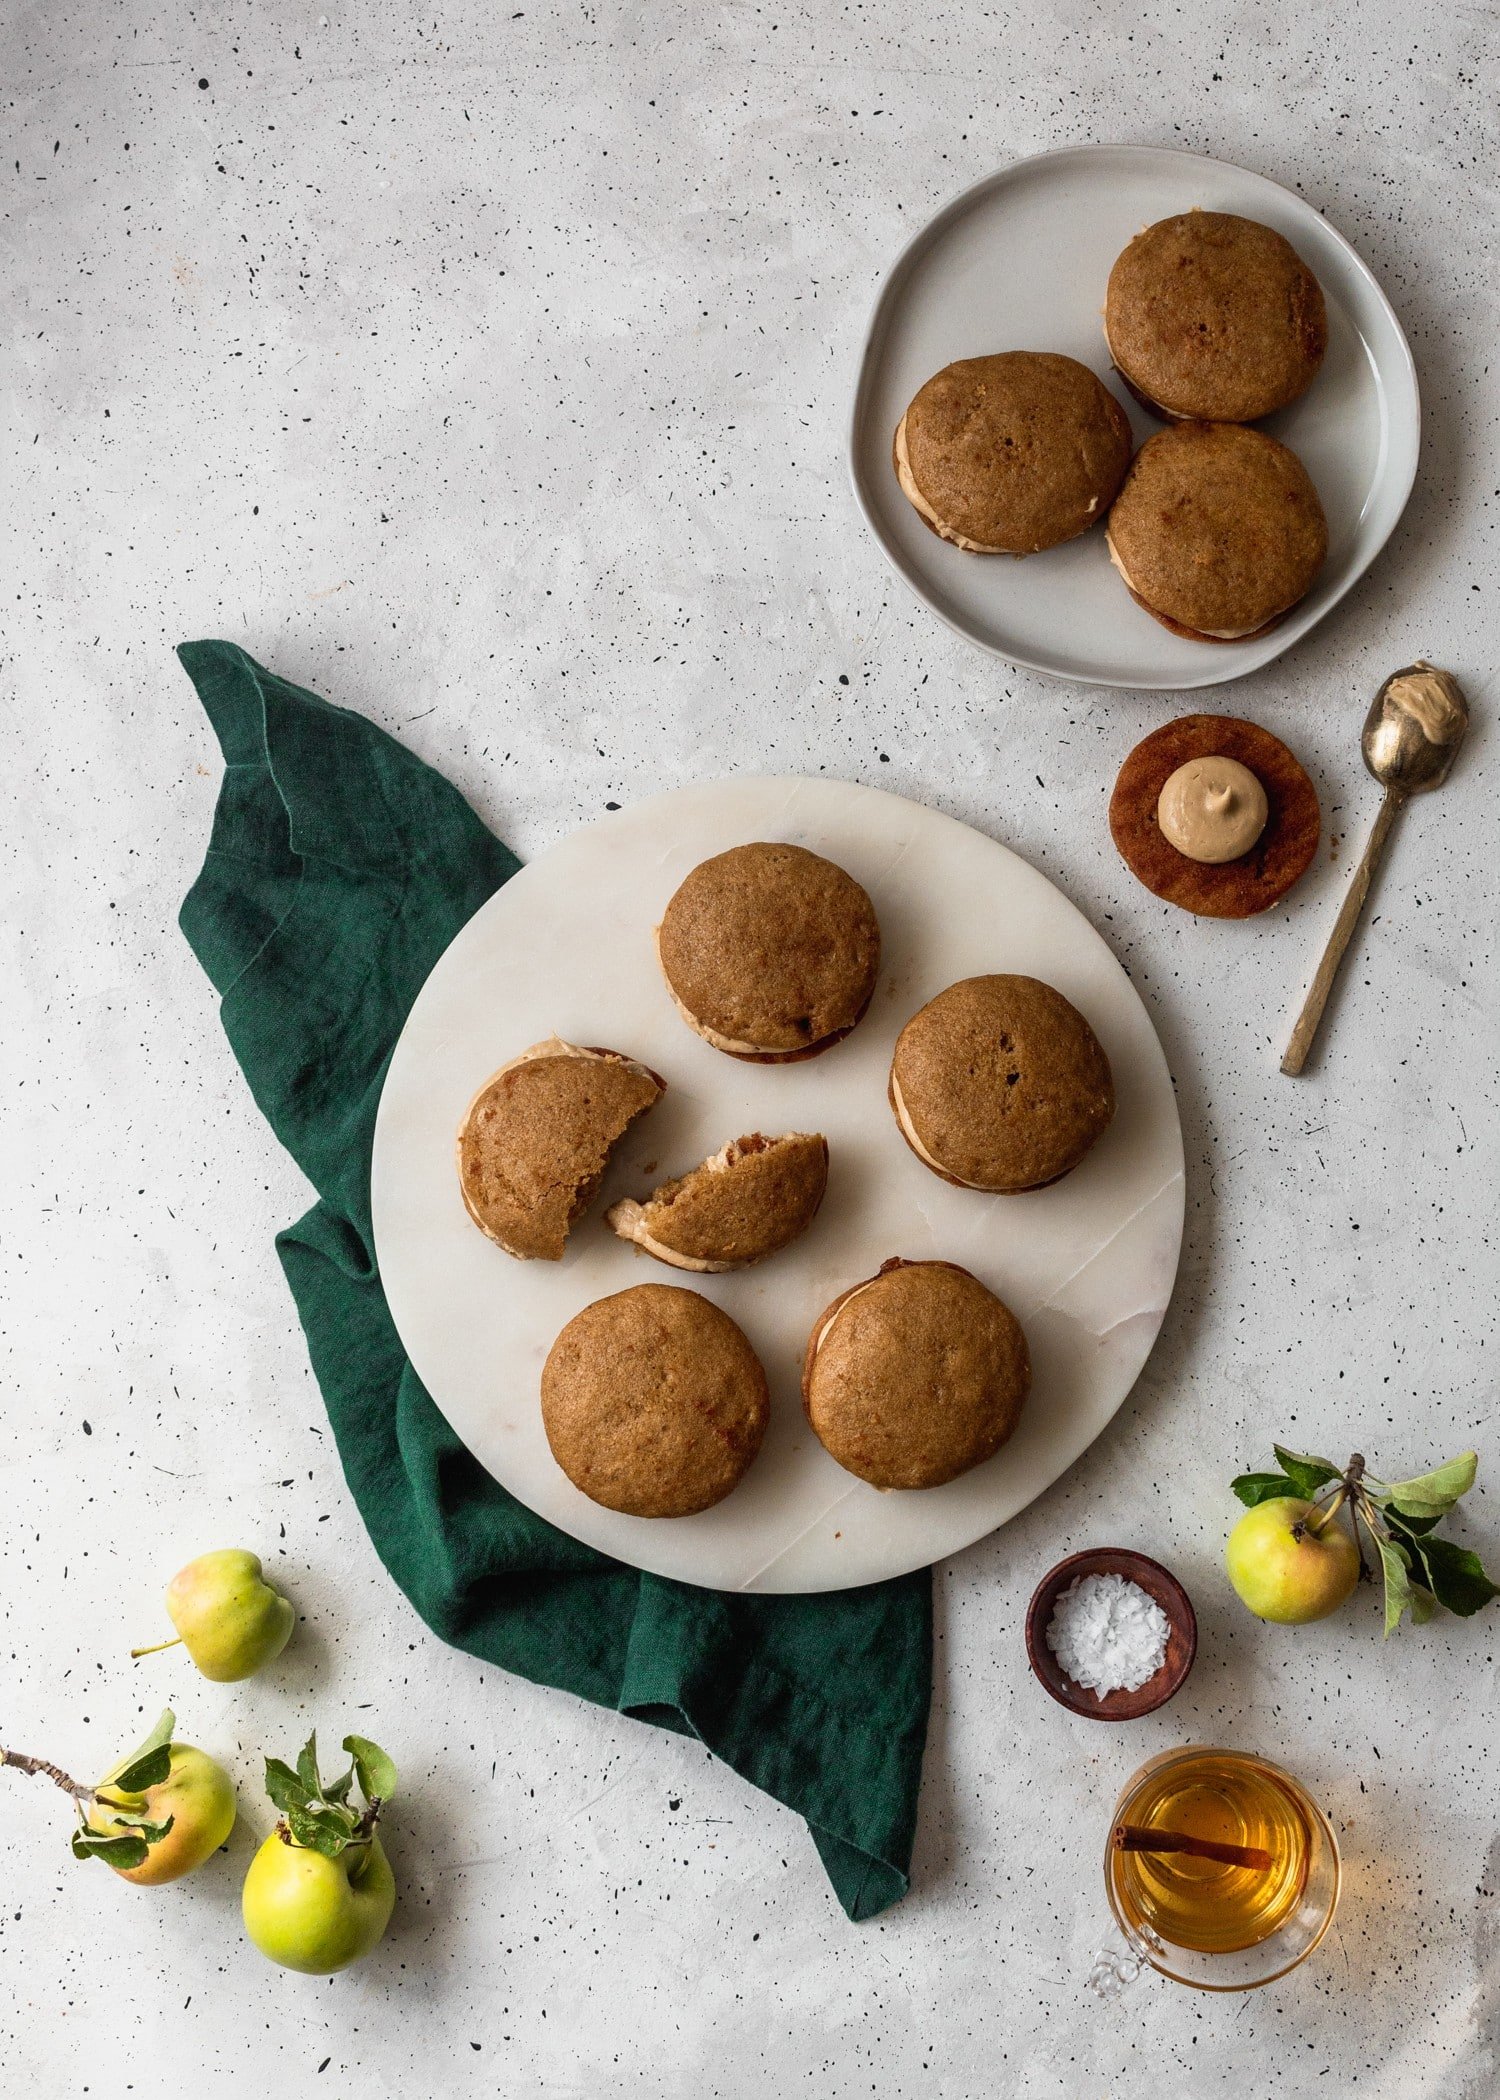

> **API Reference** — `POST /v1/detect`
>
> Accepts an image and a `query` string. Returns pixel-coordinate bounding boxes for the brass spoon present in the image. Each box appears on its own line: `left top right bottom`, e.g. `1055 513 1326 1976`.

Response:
1282 662 1469 1076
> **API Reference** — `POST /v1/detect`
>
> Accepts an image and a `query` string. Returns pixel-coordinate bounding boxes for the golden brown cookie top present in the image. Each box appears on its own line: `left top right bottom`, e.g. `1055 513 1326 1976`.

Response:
895 352 1132 555
657 843 880 1060
889 976 1114 1193
607 1131 829 1272
1106 422 1328 639
801 1258 1030 1490
1109 714 1321 919
1106 211 1327 422
457 1038 663 1260
541 1284 769 1517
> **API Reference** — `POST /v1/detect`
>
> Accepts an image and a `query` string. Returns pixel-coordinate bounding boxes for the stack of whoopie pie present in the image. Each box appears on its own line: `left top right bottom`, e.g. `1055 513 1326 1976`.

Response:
454 840 1122 1522
893 206 1331 645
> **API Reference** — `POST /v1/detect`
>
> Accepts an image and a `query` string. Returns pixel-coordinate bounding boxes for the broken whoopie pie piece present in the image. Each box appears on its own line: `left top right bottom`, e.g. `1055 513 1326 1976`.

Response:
802 1258 1031 1491
457 1036 664 1260
656 842 880 1062
889 975 1115 1194
1109 713 1321 918
606 1131 829 1273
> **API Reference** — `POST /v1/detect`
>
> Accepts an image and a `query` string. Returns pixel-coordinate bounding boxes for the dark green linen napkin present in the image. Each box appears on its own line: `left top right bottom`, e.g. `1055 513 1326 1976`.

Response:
177 639 932 1921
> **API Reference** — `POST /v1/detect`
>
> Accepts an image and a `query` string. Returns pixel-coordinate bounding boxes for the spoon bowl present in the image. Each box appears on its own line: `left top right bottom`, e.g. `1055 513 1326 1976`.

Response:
1362 661 1470 794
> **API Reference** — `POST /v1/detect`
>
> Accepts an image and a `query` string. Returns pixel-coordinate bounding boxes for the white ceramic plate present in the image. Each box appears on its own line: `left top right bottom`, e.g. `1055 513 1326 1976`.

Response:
372 778 1184 1593
849 144 1419 691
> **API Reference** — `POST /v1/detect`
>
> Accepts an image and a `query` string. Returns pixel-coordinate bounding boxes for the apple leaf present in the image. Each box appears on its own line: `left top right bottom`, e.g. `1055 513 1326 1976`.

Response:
264 1757 314 1817
94 1809 176 1844
1375 1535 1414 1637
71 1827 151 1869
296 1734 323 1801
1384 1451 1479 1521
1409 1583 1438 1625
1231 1470 1302 1509
323 1765 355 1806
1272 1446 1341 1499
286 1802 352 1858
1393 1526 1500 1618
108 1709 176 1796
343 1735 397 1805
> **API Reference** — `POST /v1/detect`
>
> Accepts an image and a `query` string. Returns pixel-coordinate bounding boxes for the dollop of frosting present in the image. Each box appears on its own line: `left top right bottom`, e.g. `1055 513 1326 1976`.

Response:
1383 662 1466 746
1156 755 1269 864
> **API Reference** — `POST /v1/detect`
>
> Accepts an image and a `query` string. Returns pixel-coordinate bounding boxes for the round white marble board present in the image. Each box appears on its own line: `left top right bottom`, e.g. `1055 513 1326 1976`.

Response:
371 777 1186 1593
849 143 1420 691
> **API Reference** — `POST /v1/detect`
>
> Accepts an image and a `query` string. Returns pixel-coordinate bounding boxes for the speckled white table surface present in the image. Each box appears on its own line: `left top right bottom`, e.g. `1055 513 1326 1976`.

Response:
6 3 1498 2095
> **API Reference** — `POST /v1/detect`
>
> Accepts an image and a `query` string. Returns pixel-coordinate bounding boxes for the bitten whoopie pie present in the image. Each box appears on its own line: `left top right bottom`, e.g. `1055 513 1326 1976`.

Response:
894 352 1132 555
656 843 880 1061
541 1284 769 1517
890 976 1114 1193
802 1258 1030 1490
607 1131 829 1273
1109 713 1321 918
1106 422 1328 641
457 1037 663 1260
1105 210 1328 424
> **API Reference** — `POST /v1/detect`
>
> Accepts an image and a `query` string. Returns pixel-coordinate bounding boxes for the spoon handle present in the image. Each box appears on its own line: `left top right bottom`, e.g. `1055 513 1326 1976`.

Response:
1281 788 1405 1076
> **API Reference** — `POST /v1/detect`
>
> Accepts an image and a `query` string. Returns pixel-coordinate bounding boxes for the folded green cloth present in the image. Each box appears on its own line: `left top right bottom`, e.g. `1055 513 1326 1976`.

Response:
177 640 932 1920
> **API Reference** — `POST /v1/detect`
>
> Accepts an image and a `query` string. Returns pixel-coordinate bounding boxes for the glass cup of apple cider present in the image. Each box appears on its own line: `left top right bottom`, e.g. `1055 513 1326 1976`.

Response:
1105 1747 1340 1990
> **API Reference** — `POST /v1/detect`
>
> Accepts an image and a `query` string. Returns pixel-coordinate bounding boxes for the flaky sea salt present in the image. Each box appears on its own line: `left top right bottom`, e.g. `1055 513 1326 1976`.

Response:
1045 1573 1169 1698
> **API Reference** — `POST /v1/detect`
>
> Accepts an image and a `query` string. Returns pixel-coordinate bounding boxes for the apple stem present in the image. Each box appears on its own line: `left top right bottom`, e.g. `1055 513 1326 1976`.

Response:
129 1636 184 1661
0 1747 93 1803
1303 1486 1348 1538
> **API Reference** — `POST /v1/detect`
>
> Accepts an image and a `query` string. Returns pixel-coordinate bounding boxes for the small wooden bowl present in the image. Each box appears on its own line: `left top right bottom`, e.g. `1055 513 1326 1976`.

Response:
1025 1548 1197 1720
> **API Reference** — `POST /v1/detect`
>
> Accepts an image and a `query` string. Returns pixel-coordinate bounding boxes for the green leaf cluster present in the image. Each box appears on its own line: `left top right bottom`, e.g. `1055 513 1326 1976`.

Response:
1231 1446 1499 1637
263 1731 397 1857
73 1710 178 1869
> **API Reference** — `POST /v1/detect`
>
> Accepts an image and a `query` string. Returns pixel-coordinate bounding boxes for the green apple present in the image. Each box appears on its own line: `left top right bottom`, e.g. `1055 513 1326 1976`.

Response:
88 1737 236 1886
134 1550 294 1681
242 1729 399 1974
1225 1496 1361 1624
242 1829 396 1973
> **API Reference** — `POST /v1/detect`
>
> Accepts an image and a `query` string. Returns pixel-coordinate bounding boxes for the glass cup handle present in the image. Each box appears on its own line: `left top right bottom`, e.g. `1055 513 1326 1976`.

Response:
1086 1936 1154 2003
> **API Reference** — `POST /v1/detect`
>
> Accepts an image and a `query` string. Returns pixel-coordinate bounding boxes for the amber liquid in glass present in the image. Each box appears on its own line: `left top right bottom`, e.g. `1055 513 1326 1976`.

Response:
1109 1751 1312 1954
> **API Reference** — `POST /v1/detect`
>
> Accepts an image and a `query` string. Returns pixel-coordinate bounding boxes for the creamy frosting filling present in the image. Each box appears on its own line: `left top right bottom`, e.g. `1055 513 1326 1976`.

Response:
1384 663 1466 745
1156 755 1268 863
894 414 1013 555
605 1199 737 1274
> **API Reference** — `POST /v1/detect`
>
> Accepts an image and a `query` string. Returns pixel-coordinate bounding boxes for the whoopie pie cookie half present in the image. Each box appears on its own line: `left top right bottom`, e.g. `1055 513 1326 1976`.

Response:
1106 422 1328 641
656 843 880 1061
457 1037 663 1260
1105 210 1328 424
541 1284 770 1518
802 1258 1031 1491
894 351 1133 555
607 1130 829 1273
1109 713 1321 918
889 975 1115 1193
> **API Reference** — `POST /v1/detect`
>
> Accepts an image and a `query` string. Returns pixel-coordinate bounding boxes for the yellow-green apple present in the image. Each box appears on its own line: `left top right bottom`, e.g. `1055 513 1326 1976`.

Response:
133 1549 294 1681
242 1829 396 1973
241 1730 398 1973
88 1739 237 1885
1225 1497 1361 1624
